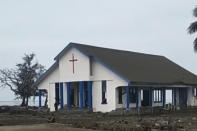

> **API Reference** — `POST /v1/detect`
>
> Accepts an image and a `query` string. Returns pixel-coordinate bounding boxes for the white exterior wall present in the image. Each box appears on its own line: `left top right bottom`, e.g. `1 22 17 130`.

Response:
59 48 90 82
187 87 197 106
39 47 90 111
38 66 60 111
91 59 128 112
48 83 56 111
63 83 67 107
152 102 162 107
38 66 59 90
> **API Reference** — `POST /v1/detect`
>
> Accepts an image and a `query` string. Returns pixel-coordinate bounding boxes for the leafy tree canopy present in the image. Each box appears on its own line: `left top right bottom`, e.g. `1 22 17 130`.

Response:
0 53 45 106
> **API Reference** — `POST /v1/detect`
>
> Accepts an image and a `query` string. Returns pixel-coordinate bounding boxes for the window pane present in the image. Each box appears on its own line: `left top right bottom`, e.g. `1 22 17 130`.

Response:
129 88 136 103
141 90 143 101
153 89 162 102
158 90 160 101
156 90 158 101
118 87 122 104
89 56 93 76
101 81 107 104
102 81 106 92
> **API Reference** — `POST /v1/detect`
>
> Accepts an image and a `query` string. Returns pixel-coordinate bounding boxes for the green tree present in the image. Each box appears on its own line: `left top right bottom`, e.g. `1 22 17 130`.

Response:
0 54 45 106
188 6 197 52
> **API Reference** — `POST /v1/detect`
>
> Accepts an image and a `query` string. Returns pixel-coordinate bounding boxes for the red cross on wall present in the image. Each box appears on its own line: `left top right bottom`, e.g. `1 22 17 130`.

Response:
69 54 78 74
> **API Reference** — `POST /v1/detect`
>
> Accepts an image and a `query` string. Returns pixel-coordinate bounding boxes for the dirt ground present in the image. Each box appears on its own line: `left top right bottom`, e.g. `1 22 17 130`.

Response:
1 106 197 131
0 123 101 131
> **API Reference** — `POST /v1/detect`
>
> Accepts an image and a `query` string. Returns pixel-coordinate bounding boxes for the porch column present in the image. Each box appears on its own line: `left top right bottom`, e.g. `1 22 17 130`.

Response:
80 81 84 109
126 86 130 109
186 88 188 106
59 82 64 109
174 88 176 106
38 90 42 108
66 82 71 109
136 88 139 108
162 88 166 108
87 81 92 109
149 88 152 107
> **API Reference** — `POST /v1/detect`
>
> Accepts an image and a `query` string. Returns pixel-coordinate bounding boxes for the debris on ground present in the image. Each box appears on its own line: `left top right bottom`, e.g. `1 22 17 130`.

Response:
0 106 197 131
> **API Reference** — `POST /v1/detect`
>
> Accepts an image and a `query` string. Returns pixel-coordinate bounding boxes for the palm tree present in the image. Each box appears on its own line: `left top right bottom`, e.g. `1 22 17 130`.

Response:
188 7 197 52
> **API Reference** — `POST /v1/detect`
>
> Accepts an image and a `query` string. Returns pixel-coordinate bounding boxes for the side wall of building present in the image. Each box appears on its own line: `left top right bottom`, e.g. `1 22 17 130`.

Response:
187 87 197 106
38 66 60 111
91 59 128 112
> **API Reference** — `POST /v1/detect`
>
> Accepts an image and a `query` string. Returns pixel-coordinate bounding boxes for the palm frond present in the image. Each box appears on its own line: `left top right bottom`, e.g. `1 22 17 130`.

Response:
193 7 197 17
188 21 197 34
194 37 197 52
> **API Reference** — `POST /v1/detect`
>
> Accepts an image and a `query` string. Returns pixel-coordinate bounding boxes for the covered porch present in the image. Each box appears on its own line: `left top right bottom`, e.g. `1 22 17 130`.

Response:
56 81 92 110
116 85 189 109
65 81 93 110
38 81 93 110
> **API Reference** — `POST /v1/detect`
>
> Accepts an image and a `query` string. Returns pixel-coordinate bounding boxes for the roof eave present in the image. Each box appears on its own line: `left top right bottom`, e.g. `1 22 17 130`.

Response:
54 42 76 61
129 81 197 87
35 61 58 87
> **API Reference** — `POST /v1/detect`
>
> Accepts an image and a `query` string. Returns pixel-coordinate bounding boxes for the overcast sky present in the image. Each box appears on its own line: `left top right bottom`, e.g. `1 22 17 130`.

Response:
0 0 197 102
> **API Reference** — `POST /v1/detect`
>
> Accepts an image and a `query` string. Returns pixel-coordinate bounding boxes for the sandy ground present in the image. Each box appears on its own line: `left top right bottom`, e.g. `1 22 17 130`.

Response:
0 123 101 131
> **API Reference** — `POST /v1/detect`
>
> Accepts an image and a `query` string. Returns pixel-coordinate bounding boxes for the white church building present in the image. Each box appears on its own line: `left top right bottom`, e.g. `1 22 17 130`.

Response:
36 43 197 112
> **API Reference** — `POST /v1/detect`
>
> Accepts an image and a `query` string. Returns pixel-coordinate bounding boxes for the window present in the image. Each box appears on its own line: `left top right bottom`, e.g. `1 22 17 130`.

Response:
118 87 123 104
141 90 143 101
194 88 197 97
101 81 107 104
129 88 136 103
153 89 162 102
